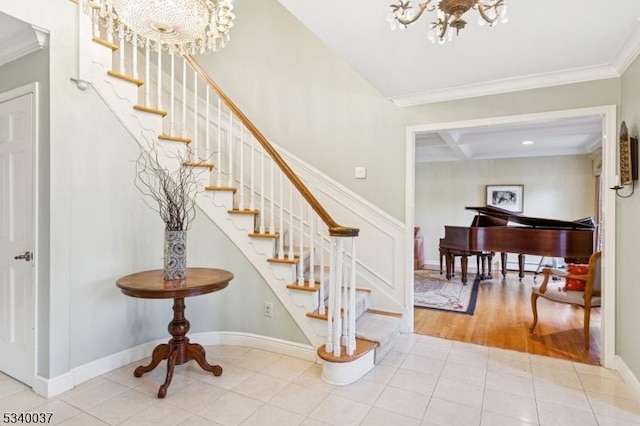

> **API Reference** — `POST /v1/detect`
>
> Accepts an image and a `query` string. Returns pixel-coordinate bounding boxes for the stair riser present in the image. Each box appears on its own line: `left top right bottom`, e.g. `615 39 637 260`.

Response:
249 238 277 258
228 214 256 233
207 191 234 209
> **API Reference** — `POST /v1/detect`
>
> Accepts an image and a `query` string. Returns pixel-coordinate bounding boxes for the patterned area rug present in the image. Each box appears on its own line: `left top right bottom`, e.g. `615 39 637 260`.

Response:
414 269 481 315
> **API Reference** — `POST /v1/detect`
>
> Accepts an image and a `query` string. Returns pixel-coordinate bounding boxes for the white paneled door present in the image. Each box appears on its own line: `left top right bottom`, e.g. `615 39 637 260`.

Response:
0 87 35 386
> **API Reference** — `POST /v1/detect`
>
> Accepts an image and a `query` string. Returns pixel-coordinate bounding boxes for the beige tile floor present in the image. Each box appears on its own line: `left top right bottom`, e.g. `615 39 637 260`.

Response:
1 334 640 425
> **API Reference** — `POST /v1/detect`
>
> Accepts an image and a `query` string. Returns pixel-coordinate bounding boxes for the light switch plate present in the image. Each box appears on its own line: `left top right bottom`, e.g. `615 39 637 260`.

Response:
355 166 366 179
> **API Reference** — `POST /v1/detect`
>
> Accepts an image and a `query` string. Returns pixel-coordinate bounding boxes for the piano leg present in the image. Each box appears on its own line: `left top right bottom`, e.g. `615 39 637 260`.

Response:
487 252 495 279
501 252 507 277
481 253 487 280
461 254 468 285
439 249 444 275
518 254 525 279
445 252 452 280
476 255 481 279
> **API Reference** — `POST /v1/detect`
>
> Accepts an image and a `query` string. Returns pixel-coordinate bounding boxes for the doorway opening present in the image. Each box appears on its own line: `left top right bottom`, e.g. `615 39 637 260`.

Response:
404 106 617 368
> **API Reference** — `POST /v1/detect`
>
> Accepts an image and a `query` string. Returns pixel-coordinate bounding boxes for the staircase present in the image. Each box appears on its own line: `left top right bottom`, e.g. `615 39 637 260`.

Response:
78 4 403 385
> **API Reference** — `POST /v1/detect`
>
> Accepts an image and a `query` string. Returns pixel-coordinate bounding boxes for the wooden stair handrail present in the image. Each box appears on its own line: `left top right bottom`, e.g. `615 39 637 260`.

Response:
185 55 359 237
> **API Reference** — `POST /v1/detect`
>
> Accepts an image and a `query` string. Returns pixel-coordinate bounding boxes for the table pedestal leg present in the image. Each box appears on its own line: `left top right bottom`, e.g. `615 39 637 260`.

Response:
133 297 223 398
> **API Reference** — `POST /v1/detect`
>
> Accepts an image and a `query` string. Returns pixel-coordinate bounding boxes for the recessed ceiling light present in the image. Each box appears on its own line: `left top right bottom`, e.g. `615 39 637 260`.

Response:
522 140 534 145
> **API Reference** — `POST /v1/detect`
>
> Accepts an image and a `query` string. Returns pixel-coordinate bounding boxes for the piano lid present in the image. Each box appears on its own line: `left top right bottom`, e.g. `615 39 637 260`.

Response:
465 206 595 230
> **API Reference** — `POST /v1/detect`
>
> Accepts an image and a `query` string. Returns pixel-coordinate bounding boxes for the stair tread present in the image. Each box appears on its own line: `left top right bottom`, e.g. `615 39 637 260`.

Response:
316 338 378 363
205 186 237 193
107 71 144 86
249 232 279 239
228 209 259 215
355 311 402 344
159 134 191 144
306 289 370 320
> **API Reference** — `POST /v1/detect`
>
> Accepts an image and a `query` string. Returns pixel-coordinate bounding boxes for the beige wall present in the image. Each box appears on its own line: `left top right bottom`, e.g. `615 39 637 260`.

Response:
197 0 620 224
618 55 640 379
415 155 596 264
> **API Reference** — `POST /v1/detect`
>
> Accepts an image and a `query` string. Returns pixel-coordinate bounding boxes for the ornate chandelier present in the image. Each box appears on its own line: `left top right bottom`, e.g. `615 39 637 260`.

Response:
83 0 235 54
387 0 508 44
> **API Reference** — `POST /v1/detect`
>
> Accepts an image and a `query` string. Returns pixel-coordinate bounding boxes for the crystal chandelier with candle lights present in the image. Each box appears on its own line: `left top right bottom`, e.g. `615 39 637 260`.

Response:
83 0 235 54
387 0 508 44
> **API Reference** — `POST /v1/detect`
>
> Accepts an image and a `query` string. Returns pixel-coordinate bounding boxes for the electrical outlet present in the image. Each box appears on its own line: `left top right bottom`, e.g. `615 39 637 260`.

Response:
264 302 273 317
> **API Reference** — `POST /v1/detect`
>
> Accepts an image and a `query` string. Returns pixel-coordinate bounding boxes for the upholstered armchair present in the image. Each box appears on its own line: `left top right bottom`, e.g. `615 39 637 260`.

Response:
529 251 601 349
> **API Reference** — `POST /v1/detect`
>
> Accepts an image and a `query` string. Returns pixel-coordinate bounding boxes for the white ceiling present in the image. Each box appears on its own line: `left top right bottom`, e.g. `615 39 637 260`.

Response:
278 0 623 161
279 0 640 107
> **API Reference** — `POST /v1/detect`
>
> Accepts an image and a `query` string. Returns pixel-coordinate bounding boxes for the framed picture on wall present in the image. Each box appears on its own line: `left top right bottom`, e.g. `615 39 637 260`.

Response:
486 184 524 213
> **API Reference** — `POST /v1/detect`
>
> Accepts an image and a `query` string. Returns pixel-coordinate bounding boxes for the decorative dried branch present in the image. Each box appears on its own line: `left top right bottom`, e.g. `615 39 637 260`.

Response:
134 145 200 231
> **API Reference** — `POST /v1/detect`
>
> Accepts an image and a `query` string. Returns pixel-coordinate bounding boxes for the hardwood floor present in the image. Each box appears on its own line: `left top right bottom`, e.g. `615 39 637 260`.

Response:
413 268 601 365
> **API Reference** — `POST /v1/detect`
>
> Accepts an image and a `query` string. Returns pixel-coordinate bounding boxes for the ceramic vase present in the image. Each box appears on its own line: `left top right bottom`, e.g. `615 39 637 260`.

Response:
164 230 187 280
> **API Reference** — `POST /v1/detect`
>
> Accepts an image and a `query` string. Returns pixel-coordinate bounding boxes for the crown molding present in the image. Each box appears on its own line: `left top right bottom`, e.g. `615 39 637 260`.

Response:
390 64 620 107
0 24 49 68
610 20 640 74
392 21 640 107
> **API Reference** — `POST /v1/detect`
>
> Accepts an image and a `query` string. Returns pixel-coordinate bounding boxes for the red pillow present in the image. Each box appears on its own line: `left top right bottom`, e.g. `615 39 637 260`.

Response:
564 263 590 291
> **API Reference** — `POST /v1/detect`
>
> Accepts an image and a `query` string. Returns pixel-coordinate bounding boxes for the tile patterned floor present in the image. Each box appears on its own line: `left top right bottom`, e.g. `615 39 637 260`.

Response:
1 334 640 425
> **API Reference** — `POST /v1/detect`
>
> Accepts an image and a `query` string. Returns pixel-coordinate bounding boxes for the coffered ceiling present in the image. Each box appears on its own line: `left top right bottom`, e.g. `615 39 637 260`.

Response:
415 115 602 163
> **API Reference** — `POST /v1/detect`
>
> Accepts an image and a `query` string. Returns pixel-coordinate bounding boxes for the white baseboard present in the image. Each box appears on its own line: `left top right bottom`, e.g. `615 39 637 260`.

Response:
33 373 74 399
616 355 640 401
34 332 316 398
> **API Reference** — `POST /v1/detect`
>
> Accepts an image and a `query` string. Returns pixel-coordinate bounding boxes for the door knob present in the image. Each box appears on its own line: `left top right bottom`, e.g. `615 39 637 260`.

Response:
14 251 33 261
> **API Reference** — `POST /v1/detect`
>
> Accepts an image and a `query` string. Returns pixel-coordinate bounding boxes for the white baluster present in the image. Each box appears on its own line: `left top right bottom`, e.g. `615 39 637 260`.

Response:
132 36 138 80
182 57 187 138
250 136 256 211
269 157 275 235
238 125 245 210
144 39 150 107
156 47 162 111
318 221 325 315
169 52 175 135
106 9 113 43
278 173 284 259
288 183 294 260
192 73 198 162
118 26 124 74
227 111 234 187
308 209 315 288
92 8 99 38
348 238 357 355
298 196 304 286
205 88 210 162
216 97 222 186
259 145 266 234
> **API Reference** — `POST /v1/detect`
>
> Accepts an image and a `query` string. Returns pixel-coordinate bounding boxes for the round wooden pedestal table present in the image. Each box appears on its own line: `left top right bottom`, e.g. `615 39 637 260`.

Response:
116 267 233 398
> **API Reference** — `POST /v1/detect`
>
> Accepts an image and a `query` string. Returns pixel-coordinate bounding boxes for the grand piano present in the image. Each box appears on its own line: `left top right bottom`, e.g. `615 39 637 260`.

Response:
439 206 595 284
